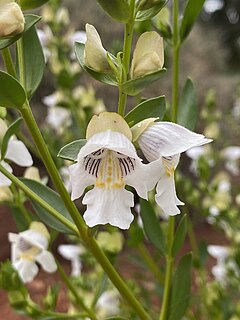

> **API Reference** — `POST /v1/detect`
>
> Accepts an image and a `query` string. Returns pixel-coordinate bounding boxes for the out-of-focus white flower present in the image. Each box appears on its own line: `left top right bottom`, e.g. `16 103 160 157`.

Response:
8 222 57 283
134 120 212 216
96 290 120 318
55 7 69 26
84 24 111 73
232 97 240 119
208 245 229 282
37 28 51 62
0 0 25 37
130 31 164 79
58 244 84 277
68 30 87 46
46 106 72 134
0 119 33 187
60 166 71 193
222 146 240 175
0 186 13 203
69 112 158 229
23 166 41 181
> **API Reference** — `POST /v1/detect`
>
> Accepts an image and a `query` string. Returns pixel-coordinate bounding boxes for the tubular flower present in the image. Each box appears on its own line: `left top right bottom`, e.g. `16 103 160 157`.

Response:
8 222 57 283
134 120 212 215
69 112 157 229
58 244 84 277
0 0 25 37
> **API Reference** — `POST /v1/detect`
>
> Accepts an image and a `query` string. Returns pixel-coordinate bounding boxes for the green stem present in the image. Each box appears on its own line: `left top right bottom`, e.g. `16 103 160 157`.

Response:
138 243 164 284
17 39 25 87
172 0 180 123
118 0 135 116
159 216 175 320
1 48 16 77
56 260 97 320
0 163 79 235
159 1 180 318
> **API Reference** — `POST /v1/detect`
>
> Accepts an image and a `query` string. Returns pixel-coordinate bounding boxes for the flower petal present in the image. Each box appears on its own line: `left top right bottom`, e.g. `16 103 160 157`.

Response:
69 161 95 200
83 187 134 229
13 260 38 283
78 130 138 160
5 139 33 166
138 121 212 161
35 250 57 273
0 161 12 187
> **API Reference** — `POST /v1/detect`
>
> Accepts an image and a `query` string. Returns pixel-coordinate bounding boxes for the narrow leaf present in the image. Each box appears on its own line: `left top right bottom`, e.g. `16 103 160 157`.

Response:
172 214 188 257
58 139 87 162
178 78 198 130
122 68 167 96
21 179 74 234
0 14 41 50
0 71 26 109
125 96 166 127
140 199 166 254
168 253 192 320
74 43 117 86
180 0 205 43
97 0 130 23
136 1 168 21
1 118 23 160
16 26 45 98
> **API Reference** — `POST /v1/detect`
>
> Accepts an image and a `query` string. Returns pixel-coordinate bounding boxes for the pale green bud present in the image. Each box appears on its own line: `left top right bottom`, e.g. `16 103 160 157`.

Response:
0 107 7 119
23 166 41 181
0 118 8 141
0 1 25 37
0 186 13 203
96 231 124 253
84 24 111 73
130 31 164 79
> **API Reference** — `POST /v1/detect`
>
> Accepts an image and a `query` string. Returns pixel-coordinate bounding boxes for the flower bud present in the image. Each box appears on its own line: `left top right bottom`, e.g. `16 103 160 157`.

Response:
0 1 25 38
23 166 41 181
0 118 8 141
0 186 13 203
130 31 164 79
84 24 111 73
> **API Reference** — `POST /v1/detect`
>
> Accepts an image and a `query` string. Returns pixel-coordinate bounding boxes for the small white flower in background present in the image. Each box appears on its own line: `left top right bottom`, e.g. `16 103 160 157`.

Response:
221 146 240 176
0 0 25 37
130 31 164 79
36 28 52 62
96 289 120 318
133 120 212 216
23 166 41 181
0 186 13 203
186 145 214 175
8 222 57 283
60 166 71 192
84 24 111 73
42 92 72 134
68 30 87 47
208 245 239 285
58 244 84 277
0 119 33 187
69 112 158 229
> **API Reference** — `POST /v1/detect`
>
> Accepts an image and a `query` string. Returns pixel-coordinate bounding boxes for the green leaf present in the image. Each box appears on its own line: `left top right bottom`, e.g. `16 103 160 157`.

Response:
180 0 205 43
97 0 130 23
178 78 197 130
104 318 129 320
58 139 87 162
11 206 33 232
168 253 192 320
140 199 166 254
74 43 117 86
1 117 23 160
125 96 166 127
122 68 167 96
0 71 26 109
20 0 49 10
172 215 188 257
16 25 45 98
136 1 168 21
21 179 74 234
0 14 41 50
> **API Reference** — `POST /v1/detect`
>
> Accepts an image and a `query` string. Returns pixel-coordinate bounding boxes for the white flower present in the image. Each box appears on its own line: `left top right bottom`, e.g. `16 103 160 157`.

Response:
96 290 120 317
69 113 157 229
135 121 212 215
68 30 87 46
0 120 33 187
46 106 72 134
36 28 51 62
8 222 57 283
130 31 164 79
222 146 240 176
0 0 25 37
58 244 84 277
